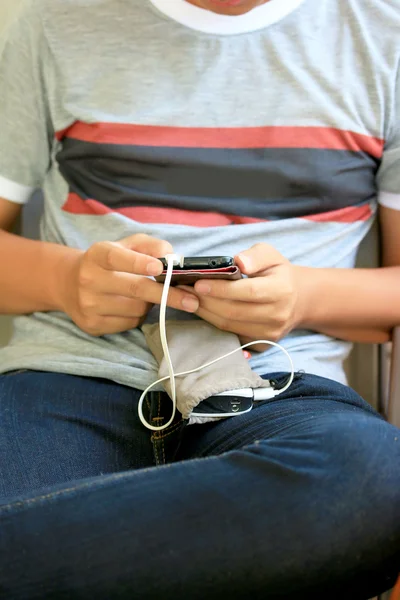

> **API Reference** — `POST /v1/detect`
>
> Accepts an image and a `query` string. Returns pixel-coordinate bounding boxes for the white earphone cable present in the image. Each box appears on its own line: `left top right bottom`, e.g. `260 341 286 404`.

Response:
138 254 295 431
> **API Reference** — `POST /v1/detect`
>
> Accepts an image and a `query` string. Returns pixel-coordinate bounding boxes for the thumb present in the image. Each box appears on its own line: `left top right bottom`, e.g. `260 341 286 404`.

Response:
118 233 173 259
235 243 285 277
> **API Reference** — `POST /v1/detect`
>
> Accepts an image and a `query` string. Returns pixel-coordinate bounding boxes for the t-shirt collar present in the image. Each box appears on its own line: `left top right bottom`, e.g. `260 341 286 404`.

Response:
149 0 305 35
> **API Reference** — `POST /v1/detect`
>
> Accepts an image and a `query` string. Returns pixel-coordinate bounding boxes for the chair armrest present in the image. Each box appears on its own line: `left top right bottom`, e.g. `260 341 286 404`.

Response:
388 327 400 427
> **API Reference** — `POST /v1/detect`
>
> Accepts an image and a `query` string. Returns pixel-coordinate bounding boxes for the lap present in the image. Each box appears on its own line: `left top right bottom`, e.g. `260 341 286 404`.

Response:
0 371 399 598
1 369 398 500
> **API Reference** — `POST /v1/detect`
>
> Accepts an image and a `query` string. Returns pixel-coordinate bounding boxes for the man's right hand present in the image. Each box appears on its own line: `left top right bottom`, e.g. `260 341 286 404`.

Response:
60 233 200 337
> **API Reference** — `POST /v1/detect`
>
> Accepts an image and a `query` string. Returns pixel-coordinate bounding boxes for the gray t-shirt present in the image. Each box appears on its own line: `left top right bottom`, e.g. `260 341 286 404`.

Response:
0 0 399 389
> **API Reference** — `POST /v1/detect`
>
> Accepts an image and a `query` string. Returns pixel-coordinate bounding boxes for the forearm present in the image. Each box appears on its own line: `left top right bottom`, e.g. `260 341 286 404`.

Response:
295 265 400 343
0 229 81 315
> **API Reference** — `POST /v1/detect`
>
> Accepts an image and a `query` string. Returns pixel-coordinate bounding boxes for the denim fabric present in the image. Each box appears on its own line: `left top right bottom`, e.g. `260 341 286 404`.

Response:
0 371 399 599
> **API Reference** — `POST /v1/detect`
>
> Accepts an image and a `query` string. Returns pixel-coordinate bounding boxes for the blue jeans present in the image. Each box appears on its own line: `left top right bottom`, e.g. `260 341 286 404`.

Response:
0 370 399 599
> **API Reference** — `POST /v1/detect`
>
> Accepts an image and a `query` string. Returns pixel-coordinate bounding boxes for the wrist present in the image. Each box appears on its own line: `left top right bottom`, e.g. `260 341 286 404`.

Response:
49 245 83 313
292 265 317 329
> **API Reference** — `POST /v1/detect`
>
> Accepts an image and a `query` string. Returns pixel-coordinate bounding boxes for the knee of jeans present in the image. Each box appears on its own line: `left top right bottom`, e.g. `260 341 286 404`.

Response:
250 409 399 492
296 411 400 497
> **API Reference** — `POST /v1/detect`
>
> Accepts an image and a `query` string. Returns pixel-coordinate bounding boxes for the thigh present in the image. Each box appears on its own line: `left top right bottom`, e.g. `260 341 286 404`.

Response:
173 373 400 597
0 371 154 499
177 371 383 459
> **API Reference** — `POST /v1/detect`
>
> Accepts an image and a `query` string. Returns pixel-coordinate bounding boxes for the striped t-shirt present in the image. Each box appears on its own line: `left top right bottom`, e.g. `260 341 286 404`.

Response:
0 0 399 390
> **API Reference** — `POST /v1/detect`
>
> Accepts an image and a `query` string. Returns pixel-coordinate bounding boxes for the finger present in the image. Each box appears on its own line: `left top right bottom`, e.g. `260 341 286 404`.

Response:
196 306 268 339
119 234 174 259
94 271 200 313
192 277 280 303
90 241 165 276
194 295 272 323
235 243 285 277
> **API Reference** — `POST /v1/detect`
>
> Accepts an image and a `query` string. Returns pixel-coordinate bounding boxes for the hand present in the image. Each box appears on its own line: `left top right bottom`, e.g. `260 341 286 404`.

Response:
181 244 302 352
60 234 200 336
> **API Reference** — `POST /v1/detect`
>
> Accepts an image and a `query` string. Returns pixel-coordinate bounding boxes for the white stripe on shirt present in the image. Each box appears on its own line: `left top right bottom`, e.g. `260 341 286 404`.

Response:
0 174 34 204
379 191 400 211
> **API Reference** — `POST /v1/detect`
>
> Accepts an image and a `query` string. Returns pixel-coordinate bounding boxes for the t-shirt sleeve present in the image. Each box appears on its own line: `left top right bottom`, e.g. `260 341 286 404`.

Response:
0 3 54 204
377 66 400 210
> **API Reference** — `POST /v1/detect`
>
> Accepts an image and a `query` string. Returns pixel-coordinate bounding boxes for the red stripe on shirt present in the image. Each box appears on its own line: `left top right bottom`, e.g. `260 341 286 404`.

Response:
56 122 384 157
62 194 235 226
303 203 373 223
62 194 373 225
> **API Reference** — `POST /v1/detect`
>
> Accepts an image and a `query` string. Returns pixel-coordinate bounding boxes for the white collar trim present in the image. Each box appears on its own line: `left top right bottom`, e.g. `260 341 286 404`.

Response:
149 0 305 35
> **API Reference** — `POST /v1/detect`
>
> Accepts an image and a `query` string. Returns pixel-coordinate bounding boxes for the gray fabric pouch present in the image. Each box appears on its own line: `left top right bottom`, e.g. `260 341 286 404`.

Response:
142 320 273 421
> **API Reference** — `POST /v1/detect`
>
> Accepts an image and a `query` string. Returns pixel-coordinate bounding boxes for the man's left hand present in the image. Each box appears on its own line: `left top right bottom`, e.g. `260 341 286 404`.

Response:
180 244 304 352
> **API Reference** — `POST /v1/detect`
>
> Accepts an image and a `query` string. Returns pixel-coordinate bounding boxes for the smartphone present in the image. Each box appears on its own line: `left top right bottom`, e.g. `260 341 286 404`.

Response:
159 256 234 270
155 256 242 285
191 394 253 418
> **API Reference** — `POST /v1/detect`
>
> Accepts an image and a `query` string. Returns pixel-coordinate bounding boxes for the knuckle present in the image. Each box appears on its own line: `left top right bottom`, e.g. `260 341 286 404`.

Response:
271 324 286 341
252 242 270 254
78 266 94 289
267 329 280 342
218 318 231 332
87 241 106 264
126 233 147 249
269 319 287 341
134 233 150 242
127 278 142 298
103 244 116 269
248 281 264 301
86 242 99 259
274 311 287 327
131 317 142 329
252 242 266 251
83 316 103 337
79 294 97 314
159 240 174 254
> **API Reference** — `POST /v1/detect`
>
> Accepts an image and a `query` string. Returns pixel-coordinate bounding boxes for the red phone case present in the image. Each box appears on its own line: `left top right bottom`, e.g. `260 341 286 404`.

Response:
155 265 242 286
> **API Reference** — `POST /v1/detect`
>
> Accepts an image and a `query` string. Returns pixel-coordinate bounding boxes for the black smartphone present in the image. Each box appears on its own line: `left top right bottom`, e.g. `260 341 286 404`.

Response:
159 256 234 270
155 256 242 285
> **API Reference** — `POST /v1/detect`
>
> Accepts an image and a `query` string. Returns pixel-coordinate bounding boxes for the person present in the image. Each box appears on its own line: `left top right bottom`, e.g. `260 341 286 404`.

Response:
0 0 399 597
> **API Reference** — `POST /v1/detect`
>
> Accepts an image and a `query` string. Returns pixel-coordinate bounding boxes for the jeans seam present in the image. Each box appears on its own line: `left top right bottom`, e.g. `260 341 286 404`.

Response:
0 454 221 514
152 437 160 465
151 392 166 466
159 392 166 465
0 467 160 514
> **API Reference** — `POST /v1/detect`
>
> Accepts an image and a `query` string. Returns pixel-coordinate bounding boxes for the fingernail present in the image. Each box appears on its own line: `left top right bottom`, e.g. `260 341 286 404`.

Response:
182 296 200 312
195 283 211 295
237 254 251 271
147 262 163 276
243 351 252 359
